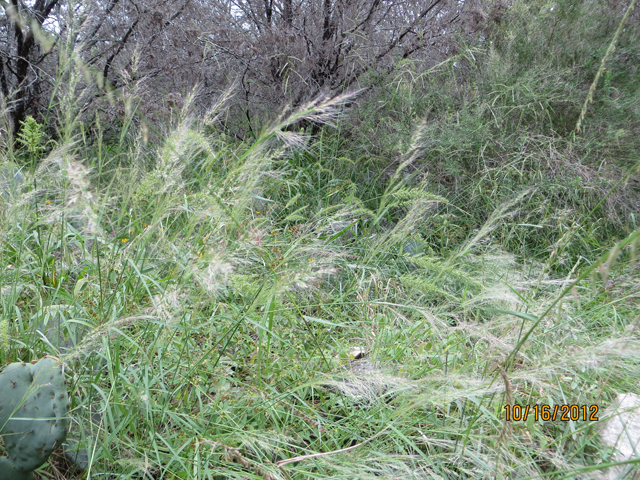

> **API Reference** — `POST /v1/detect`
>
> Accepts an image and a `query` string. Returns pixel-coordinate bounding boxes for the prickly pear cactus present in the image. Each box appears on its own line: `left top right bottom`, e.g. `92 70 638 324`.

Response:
0 357 70 480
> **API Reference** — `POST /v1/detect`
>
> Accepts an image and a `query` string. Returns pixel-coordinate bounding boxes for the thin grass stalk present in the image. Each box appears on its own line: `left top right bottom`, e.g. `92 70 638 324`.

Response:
503 226 640 372
575 0 637 134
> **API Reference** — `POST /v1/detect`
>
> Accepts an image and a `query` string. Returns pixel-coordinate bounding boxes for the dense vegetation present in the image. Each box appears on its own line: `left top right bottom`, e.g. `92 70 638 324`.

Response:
1 0 640 478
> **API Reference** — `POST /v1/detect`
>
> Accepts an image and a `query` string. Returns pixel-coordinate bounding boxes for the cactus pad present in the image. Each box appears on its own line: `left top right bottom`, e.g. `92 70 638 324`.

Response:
0 357 70 480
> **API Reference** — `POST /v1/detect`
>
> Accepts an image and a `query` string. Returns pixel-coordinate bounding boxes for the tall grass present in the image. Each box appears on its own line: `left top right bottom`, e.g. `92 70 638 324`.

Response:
346 0 640 276
1 0 640 479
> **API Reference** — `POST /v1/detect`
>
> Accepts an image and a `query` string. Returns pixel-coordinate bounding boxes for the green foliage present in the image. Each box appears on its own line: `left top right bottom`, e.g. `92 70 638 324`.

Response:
343 0 640 274
16 116 46 159
0 1 639 478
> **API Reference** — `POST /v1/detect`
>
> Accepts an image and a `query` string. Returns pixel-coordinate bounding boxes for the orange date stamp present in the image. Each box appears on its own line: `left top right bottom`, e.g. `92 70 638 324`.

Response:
503 404 599 422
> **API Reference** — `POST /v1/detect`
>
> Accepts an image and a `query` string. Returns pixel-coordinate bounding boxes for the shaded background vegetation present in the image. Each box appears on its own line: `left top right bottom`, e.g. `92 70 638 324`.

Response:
3 0 639 263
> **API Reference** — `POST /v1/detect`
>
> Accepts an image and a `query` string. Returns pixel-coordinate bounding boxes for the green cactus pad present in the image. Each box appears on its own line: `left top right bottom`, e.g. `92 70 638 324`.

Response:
0 357 70 480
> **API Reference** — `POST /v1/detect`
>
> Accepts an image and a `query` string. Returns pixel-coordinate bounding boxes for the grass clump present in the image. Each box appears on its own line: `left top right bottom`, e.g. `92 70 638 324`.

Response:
1 1 640 478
